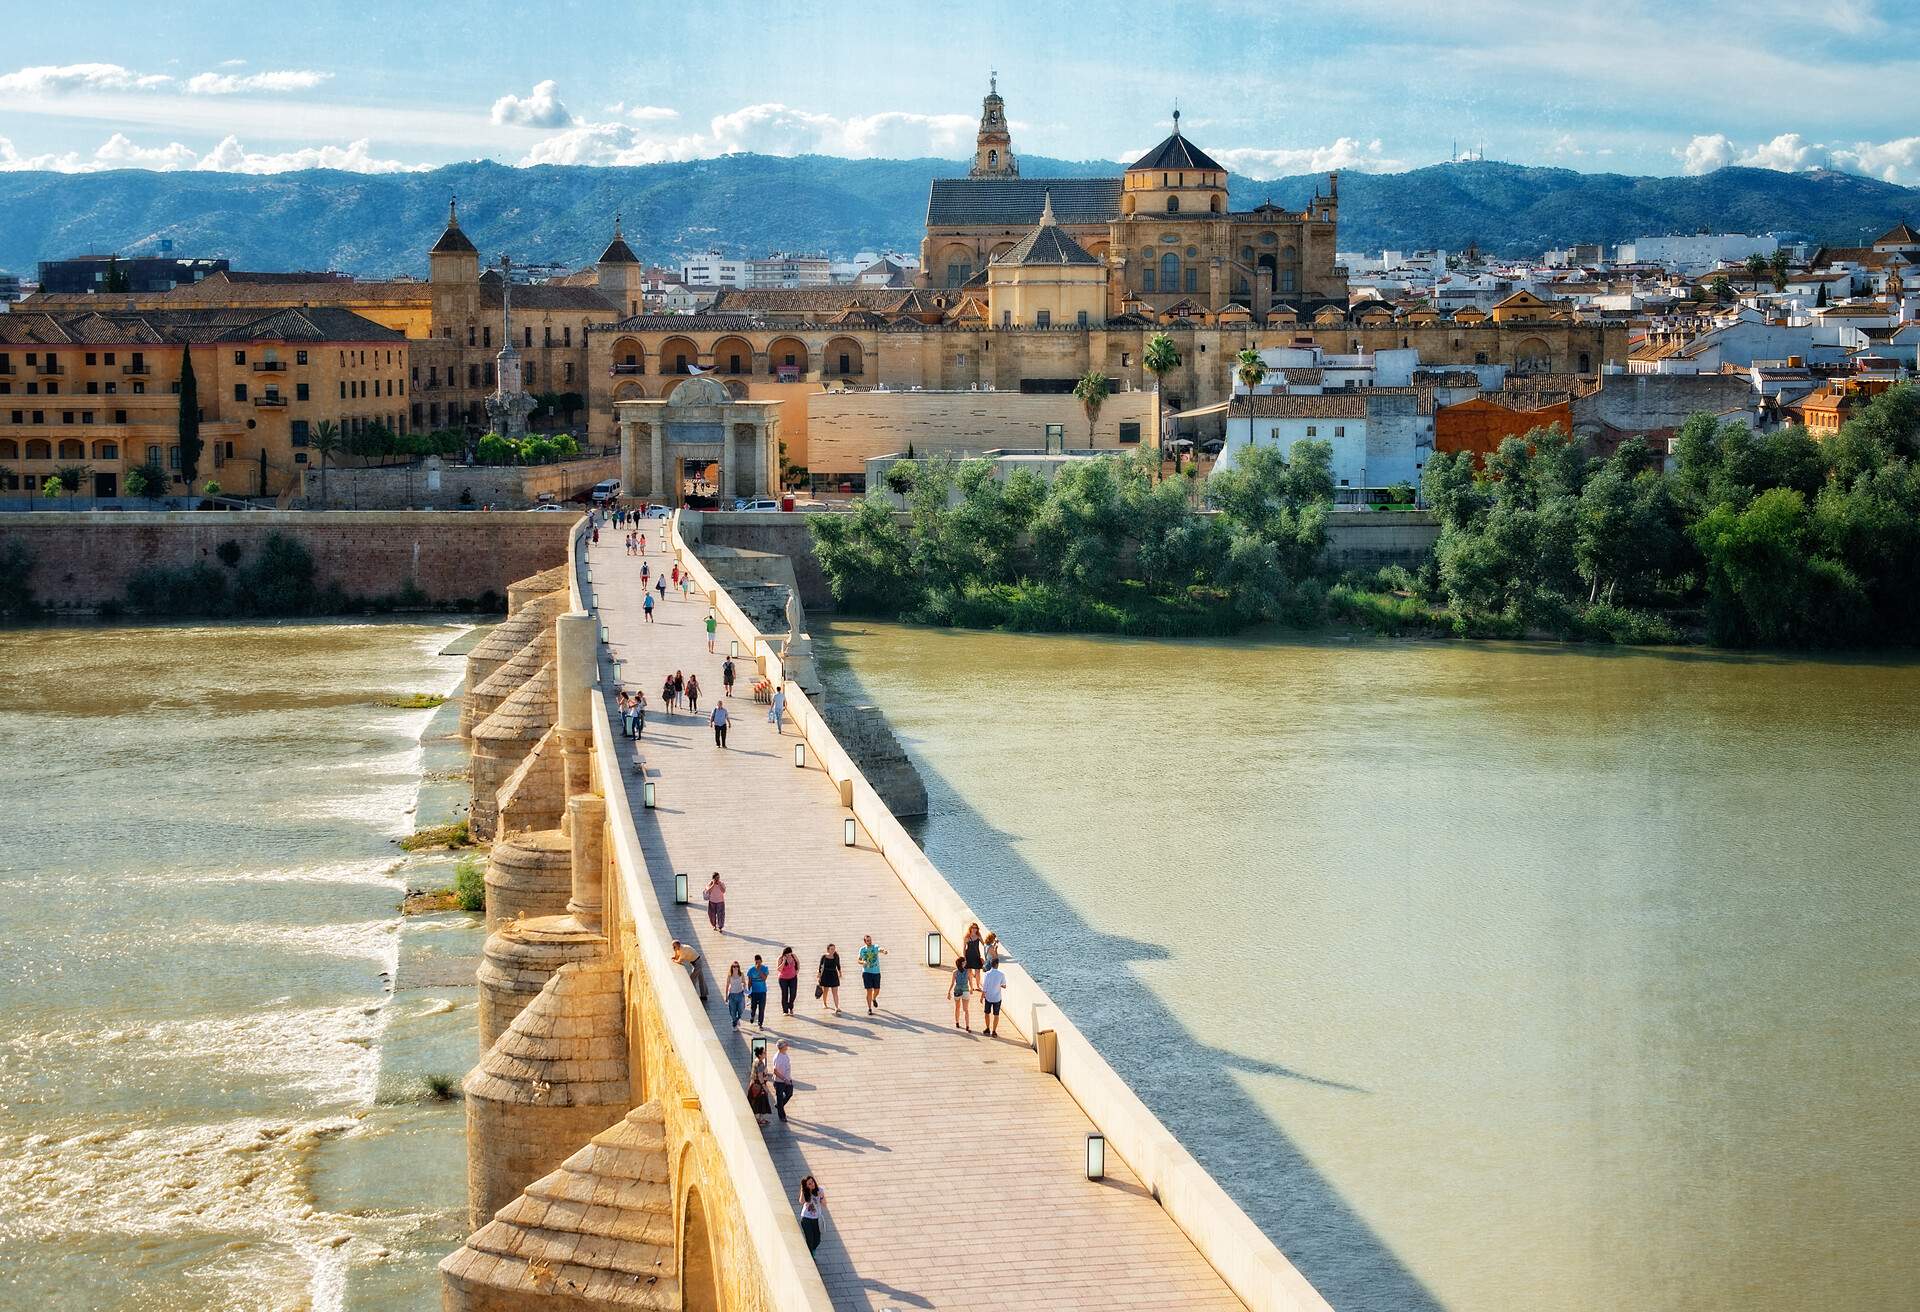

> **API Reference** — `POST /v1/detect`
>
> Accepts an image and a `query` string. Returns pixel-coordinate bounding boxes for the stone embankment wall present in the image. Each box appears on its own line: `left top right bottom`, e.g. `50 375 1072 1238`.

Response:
1322 510 1440 569
1 510 576 608
298 455 618 510
820 703 928 817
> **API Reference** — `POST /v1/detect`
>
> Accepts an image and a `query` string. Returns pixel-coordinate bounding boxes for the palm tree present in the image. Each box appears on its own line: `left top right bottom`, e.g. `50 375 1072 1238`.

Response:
1143 332 1181 469
1234 347 1267 393
310 420 341 504
1071 370 1109 449
1743 252 1769 283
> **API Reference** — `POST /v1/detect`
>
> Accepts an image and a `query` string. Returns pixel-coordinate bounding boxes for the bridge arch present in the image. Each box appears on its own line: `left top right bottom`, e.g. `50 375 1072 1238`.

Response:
679 1163 724 1312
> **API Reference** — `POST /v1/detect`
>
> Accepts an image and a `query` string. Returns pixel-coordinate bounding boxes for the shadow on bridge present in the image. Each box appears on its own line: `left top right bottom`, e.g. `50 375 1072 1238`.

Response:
820 652 1444 1312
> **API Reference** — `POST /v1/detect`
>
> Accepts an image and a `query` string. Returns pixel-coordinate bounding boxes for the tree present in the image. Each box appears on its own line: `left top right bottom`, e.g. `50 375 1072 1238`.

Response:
125 461 167 502
310 420 341 503
103 255 130 294
177 342 202 483
1816 281 1829 308
202 479 222 498
1071 369 1110 448
1709 274 1733 303
1234 347 1267 394
54 465 90 507
1143 332 1181 464
41 475 62 503
1743 253 1769 282
1768 248 1791 292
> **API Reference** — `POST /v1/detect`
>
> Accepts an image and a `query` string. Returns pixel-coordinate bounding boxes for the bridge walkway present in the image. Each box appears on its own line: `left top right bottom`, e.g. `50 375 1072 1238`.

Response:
587 530 1246 1312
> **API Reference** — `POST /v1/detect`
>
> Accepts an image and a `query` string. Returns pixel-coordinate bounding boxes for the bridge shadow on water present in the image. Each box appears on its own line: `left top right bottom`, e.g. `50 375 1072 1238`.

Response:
825 663 1443 1312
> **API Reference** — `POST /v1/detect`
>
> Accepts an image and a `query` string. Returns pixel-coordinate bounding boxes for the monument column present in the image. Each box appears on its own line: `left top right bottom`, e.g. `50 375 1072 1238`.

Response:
554 611 597 803
720 431 737 502
565 793 606 935
649 425 665 504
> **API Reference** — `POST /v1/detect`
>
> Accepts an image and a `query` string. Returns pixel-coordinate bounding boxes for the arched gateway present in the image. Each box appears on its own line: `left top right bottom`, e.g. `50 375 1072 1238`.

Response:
616 375 782 507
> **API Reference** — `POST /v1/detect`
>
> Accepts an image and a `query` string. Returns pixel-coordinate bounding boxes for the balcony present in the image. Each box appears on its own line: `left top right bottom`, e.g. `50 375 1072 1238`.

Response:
253 395 288 408
122 363 150 376
36 362 66 377
252 360 286 372
611 362 645 375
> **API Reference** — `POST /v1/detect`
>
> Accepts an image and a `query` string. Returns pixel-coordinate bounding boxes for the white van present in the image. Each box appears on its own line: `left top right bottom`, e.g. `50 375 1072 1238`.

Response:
591 479 621 503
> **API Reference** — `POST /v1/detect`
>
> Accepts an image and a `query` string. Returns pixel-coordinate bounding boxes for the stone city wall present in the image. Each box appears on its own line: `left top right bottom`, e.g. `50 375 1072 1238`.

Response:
297 455 619 510
2 510 575 609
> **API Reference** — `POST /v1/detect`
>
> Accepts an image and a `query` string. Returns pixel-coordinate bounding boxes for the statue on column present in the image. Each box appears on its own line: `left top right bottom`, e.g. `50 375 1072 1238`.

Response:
485 253 537 438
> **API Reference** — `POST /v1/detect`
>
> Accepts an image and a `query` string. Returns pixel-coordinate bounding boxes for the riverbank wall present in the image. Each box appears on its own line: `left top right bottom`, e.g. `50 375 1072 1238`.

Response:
1 511 575 611
296 455 619 511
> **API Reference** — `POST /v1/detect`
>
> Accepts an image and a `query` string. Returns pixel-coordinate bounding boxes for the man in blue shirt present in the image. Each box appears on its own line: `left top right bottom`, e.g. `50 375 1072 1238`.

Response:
858 934 887 1016
746 953 770 1027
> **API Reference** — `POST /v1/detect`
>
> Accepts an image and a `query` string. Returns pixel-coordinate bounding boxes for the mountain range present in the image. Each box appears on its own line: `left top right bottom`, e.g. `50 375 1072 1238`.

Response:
1 156 1916 279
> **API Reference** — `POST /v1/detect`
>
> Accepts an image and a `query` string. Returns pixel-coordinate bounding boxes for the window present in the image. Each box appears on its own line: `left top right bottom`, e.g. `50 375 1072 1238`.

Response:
105 382 116 394
291 420 309 447
1121 352 1131 367
544 326 552 347
483 326 491 348
1076 310 1089 328
1161 253 1179 289
1306 425 1318 436
233 384 248 402
147 444 160 464
467 326 476 347
1281 269 1295 292
105 353 115 365
87 382 99 395
1034 311 1050 328
296 349 308 365
1334 426 1346 437
62 412 75 424
946 261 971 286
85 353 97 366
233 350 246 365
296 383 309 401
338 380 346 399
114 409 126 424
564 362 574 382
524 327 532 348
1185 268 1198 293
82 411 95 424
563 326 571 347
1142 269 1156 293
1002 310 1013 327
468 364 479 388
1118 421 1141 444
1167 195 1179 213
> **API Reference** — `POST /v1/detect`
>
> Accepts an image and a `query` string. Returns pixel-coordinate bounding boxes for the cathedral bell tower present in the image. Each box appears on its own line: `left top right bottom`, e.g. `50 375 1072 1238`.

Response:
970 72 1017 177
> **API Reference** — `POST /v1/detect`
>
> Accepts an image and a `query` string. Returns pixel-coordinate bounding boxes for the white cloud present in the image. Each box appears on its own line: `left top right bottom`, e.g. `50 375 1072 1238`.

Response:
1677 133 1736 174
606 101 680 123
218 59 248 69
184 69 331 95
518 101 976 165
1676 129 1920 183
1203 137 1405 179
491 79 574 129
0 130 425 174
0 63 170 95
195 135 427 174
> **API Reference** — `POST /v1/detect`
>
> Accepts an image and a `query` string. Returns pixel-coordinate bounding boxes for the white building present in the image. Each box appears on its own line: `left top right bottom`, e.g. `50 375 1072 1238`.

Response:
680 252 749 288
747 253 832 289
1615 233 1778 274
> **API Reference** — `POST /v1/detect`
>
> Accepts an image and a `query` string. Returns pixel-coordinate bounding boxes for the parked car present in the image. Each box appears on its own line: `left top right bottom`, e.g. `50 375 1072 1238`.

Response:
590 479 621 503
528 504 571 513
642 503 669 519
732 498 781 512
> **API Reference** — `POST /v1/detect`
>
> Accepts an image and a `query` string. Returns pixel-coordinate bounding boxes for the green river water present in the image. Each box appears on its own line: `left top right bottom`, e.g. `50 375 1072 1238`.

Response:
818 623 1920 1312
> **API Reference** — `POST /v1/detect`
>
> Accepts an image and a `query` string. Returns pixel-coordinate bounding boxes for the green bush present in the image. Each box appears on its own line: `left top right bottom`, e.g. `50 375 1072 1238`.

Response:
453 855 486 913
215 539 243 568
0 540 38 618
125 562 230 616
1327 583 1443 636
236 532 317 615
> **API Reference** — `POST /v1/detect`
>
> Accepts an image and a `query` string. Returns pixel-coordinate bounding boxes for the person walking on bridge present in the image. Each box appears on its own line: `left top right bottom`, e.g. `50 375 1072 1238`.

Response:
632 689 647 740
771 1039 795 1123
950 956 972 1032
643 590 655 623
816 943 843 1016
721 656 736 698
963 922 986 995
746 954 770 1027
704 872 727 932
769 685 787 734
705 610 718 653
724 961 747 1030
796 1177 826 1255
858 935 887 1016
981 958 1007 1037
777 947 800 1016
710 699 730 748
686 673 702 715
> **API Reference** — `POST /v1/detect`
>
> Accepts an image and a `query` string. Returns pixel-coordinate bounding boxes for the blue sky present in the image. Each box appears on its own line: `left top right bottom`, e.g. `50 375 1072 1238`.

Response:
2 0 1918 183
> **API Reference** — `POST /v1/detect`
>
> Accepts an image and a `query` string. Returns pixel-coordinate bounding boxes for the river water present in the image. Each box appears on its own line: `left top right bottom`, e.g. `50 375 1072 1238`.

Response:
0 621 482 1312
819 624 1920 1312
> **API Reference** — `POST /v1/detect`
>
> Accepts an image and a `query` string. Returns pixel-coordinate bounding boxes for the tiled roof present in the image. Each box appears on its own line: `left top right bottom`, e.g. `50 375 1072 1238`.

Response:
1127 127 1225 174
431 214 477 254
0 306 405 345
598 232 640 265
926 176 1123 227
115 272 432 306
708 287 919 315
993 199 1101 267
1874 222 1919 245
1231 393 1367 419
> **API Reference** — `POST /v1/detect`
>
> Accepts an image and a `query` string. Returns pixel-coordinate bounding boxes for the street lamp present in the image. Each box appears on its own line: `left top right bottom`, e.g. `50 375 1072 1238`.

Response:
729 639 740 658
643 780 656 809
793 742 806 769
674 872 688 904
925 932 942 968
1086 1134 1106 1181
843 817 856 847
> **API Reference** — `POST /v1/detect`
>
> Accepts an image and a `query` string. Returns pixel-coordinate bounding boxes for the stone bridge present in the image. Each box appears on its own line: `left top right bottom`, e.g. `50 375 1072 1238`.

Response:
441 517 1332 1310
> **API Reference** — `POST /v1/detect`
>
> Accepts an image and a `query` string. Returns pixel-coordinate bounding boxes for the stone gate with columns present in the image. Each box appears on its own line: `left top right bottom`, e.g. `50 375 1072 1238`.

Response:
616 376 782 507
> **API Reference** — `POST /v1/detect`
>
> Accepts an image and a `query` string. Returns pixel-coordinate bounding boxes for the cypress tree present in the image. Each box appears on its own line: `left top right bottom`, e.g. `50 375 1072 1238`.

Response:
178 341 202 483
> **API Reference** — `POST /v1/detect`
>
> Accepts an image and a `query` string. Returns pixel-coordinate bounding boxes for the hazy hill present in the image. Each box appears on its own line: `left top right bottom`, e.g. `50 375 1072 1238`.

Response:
0 156 1914 278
